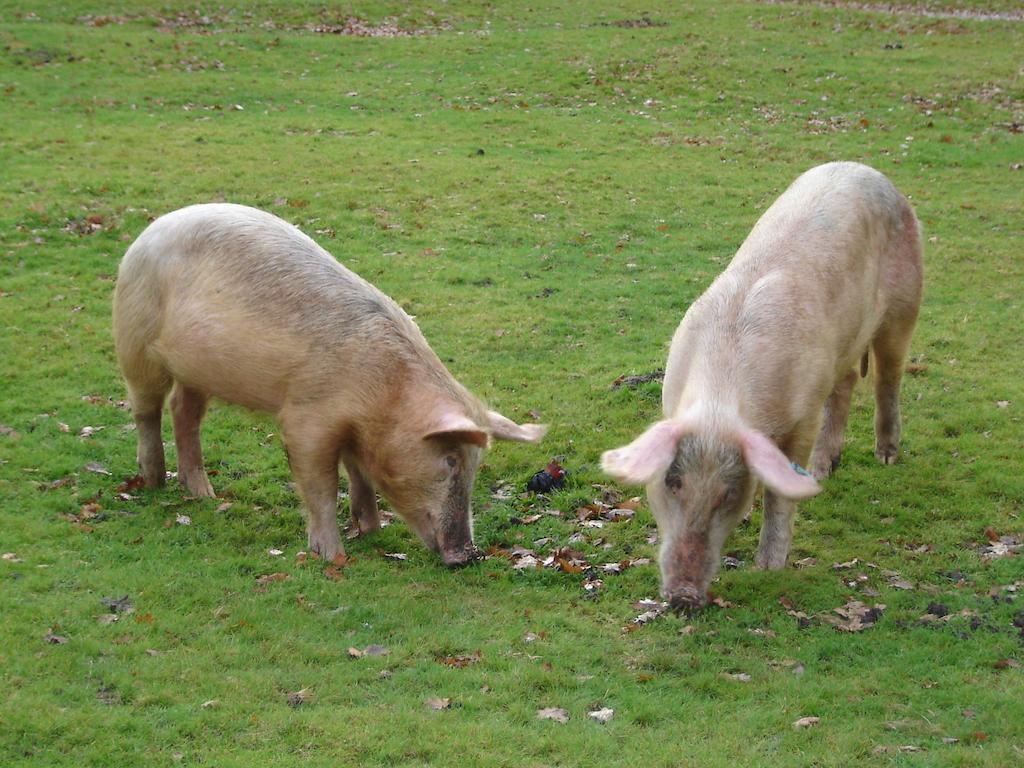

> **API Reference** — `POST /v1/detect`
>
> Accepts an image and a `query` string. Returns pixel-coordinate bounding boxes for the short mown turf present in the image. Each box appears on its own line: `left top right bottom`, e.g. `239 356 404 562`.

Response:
1 2 1021 766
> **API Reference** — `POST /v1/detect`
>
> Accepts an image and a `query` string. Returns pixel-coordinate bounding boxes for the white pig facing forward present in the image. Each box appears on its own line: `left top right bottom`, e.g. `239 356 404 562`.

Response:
113 204 545 566
602 162 922 611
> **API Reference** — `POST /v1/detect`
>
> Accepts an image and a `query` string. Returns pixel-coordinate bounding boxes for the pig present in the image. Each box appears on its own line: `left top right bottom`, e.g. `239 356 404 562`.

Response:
113 203 546 566
601 162 922 612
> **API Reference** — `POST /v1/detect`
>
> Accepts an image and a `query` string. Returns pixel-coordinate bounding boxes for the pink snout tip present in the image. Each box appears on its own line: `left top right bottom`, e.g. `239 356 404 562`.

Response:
440 544 482 568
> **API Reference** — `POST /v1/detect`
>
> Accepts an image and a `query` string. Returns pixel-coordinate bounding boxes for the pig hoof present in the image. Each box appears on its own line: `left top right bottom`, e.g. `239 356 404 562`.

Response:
356 517 381 536
754 552 788 570
874 446 899 466
665 586 706 615
810 451 841 481
181 473 215 498
309 536 343 561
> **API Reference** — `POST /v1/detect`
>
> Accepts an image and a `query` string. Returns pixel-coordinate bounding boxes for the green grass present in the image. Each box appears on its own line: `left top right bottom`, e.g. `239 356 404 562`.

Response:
1 1 1022 765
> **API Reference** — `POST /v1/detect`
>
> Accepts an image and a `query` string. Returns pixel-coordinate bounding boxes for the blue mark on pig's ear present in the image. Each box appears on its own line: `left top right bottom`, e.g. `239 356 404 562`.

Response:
790 462 812 477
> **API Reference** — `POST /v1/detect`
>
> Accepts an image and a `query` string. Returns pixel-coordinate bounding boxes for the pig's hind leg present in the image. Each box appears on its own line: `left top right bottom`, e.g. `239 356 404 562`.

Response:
871 319 915 466
283 417 344 560
872 208 923 466
343 457 380 536
127 384 169 489
809 369 858 480
169 382 216 497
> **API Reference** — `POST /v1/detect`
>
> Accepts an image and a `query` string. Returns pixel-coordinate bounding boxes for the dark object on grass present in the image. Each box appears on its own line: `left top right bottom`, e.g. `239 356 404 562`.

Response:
611 369 664 390
526 460 566 493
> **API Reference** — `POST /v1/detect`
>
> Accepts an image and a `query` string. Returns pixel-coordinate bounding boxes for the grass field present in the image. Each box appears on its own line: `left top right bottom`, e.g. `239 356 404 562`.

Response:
1 1 1022 765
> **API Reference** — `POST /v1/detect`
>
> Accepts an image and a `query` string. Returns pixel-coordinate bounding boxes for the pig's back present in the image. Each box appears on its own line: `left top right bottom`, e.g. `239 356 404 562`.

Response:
741 162 908 269
666 163 916 424
122 204 399 328
116 204 423 411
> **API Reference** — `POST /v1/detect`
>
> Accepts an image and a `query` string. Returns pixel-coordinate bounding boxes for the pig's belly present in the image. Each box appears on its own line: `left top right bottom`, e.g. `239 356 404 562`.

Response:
151 309 309 414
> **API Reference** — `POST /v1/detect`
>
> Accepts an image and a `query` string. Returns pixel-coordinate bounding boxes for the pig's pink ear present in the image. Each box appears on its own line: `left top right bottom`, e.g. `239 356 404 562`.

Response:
486 410 547 443
738 429 822 500
424 412 490 448
601 420 685 486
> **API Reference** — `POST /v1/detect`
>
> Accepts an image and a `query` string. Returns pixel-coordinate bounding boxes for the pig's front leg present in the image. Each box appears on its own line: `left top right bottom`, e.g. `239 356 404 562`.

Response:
757 429 814 570
343 458 380 535
810 369 858 480
284 424 344 561
756 490 795 570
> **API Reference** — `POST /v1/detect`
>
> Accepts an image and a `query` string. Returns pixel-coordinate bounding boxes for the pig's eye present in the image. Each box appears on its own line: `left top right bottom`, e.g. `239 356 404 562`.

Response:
712 489 734 510
445 455 458 470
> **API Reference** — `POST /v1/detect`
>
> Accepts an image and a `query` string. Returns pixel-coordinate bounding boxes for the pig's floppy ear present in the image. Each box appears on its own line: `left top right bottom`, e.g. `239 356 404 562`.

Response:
601 419 686 486
424 411 490 448
486 410 547 443
738 429 821 500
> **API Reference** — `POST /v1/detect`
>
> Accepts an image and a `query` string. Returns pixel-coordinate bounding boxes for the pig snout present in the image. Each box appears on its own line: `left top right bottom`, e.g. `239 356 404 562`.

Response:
663 584 708 614
439 543 482 568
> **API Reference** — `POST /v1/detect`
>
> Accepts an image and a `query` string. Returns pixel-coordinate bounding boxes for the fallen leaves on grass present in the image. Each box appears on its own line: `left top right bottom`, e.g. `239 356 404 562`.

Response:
64 499 102 530
978 529 1021 561
537 707 569 723
323 565 345 581
918 604 976 623
611 369 664 389
384 552 407 561
354 645 388 658
588 707 614 723
306 17 447 37
81 394 129 409
883 570 915 590
324 552 354 580
39 475 74 491
100 595 134 615
3 552 23 563
623 598 669 632
44 629 68 644
117 475 146 493
255 572 289 591
84 461 111 476
793 557 817 569
175 514 191 526
286 688 313 708
723 672 752 682
793 716 820 729
425 697 452 711
437 650 481 668
822 600 885 632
